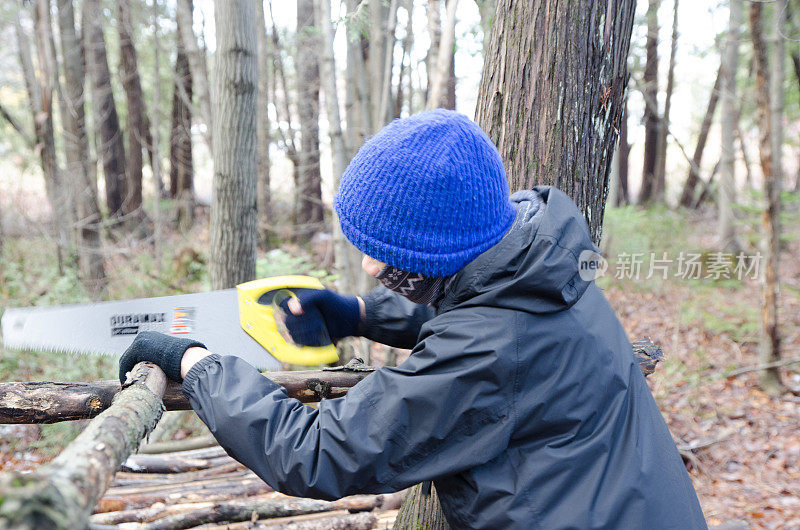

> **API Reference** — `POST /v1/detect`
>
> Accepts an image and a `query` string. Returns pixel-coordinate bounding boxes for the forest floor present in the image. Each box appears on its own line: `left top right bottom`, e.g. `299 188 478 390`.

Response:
0 199 799 528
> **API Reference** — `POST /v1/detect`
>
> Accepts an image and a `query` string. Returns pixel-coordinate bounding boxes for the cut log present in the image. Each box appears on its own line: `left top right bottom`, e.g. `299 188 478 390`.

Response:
201 511 379 530
0 368 372 424
138 433 218 454
111 462 245 487
0 340 662 425
0 362 166 530
95 476 272 513
127 494 384 530
121 452 231 473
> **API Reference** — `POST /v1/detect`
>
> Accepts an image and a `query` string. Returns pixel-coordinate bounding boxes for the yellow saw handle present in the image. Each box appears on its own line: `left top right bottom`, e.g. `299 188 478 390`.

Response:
236 275 339 366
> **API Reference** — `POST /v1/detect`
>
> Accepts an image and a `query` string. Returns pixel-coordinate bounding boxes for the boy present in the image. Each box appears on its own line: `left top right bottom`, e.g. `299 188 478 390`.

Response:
121 110 707 529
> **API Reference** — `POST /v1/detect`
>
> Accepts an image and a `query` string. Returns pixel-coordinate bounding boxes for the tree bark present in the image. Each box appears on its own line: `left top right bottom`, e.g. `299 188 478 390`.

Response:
84 0 128 219
256 0 273 247
474 0 495 51
679 64 722 208
718 0 741 253
209 0 258 289
474 0 636 243
393 483 449 530
56 0 106 293
640 0 660 204
654 0 678 202
176 0 213 149
750 1 784 395
169 1 195 228
0 362 166 530
295 0 324 237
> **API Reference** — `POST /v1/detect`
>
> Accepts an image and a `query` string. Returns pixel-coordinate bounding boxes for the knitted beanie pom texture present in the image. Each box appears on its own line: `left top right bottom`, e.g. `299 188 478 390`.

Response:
334 109 516 277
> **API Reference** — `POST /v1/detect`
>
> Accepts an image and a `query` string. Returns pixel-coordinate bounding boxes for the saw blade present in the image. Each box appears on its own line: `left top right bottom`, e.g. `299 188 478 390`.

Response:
1 290 280 370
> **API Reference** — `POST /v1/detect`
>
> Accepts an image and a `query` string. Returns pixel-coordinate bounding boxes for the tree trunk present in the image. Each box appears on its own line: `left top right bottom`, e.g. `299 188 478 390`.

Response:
394 0 415 117
56 0 106 293
679 64 722 207
393 483 449 530
427 0 459 110
378 0 400 124
654 0 678 202
295 0 323 238
209 0 258 289
118 0 148 216
640 0 660 204
15 6 69 269
617 94 630 206
718 0 741 254
750 1 784 395
35 0 79 260
474 0 636 243
474 0 495 51
84 0 128 219
256 0 273 247
169 1 195 228
0 362 166 529
426 0 441 103
176 0 213 149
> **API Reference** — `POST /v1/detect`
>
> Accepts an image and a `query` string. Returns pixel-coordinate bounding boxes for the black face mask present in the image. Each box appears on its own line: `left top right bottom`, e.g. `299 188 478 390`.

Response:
375 265 448 306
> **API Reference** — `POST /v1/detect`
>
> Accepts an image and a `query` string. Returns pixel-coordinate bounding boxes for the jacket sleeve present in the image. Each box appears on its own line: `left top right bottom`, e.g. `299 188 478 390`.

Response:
182 311 514 500
359 286 437 349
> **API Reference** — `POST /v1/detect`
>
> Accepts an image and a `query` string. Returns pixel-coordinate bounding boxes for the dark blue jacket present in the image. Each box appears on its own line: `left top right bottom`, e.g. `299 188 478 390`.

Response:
183 187 707 529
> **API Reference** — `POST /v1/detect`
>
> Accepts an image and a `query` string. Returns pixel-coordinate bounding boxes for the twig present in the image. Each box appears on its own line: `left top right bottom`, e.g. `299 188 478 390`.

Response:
725 356 800 378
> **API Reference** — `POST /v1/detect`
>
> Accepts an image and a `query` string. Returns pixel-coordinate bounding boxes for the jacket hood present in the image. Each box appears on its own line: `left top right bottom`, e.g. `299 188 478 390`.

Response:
438 186 601 314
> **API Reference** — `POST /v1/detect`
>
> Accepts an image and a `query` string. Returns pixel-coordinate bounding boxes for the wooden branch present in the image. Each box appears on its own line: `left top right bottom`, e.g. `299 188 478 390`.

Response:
138 433 218 454
0 362 166 529
0 368 371 424
117 494 384 530
96 475 271 513
725 356 800 378
0 340 663 425
204 511 379 530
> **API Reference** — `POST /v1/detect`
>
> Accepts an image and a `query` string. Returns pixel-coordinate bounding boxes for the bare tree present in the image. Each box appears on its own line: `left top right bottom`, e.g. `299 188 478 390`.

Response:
640 0 660 203
209 0 258 289
15 7 71 267
679 64 722 207
169 0 195 227
296 0 324 237
475 0 636 243
84 0 128 218
618 94 631 206
35 0 80 257
56 0 105 290
750 0 784 395
718 0 741 253
654 0 678 201
426 0 458 110
176 0 213 148
256 0 273 246
118 0 149 216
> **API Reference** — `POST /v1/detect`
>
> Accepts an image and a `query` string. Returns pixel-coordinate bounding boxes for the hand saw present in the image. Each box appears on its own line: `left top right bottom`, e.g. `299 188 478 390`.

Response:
0 275 339 370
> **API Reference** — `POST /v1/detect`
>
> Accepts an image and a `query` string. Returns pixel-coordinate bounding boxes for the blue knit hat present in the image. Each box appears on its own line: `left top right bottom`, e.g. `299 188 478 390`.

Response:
334 109 516 277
